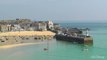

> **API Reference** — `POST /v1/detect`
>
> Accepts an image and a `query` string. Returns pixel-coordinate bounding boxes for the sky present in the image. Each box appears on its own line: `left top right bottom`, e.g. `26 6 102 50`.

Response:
0 0 107 23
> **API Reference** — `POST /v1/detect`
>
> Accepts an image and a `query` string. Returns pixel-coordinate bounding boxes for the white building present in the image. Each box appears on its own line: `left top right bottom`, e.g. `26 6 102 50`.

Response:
12 24 23 31
47 21 54 30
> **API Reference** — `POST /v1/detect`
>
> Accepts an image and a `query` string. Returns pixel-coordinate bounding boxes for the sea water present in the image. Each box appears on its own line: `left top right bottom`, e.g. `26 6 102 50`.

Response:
0 23 107 60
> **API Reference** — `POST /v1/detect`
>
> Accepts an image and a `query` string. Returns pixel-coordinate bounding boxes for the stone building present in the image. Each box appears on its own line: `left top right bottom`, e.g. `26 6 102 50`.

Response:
0 25 8 32
0 24 23 32
38 23 47 31
54 23 61 30
11 24 23 31
30 22 47 31
0 24 13 32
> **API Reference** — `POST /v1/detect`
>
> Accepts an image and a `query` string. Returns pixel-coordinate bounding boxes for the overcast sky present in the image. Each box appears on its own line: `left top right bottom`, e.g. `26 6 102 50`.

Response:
0 0 107 23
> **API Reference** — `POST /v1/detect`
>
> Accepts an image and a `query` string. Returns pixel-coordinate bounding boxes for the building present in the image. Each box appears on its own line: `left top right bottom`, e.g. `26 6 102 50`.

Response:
0 19 55 32
11 24 23 31
38 23 47 31
31 22 47 31
47 21 54 30
54 23 61 30
0 25 9 32
20 23 31 31
30 22 39 31
16 19 32 24
0 24 14 32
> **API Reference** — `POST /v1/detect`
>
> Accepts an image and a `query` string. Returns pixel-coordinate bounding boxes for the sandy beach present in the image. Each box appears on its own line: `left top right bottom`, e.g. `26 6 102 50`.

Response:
0 31 55 36
0 42 45 49
0 31 55 47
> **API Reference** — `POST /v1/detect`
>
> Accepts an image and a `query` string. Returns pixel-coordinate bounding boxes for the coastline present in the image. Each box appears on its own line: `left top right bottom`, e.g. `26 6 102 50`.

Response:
0 31 55 36
0 42 45 49
0 31 55 46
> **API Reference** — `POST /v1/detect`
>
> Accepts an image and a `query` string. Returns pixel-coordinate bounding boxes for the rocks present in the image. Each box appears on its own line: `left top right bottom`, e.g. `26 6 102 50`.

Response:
0 35 54 45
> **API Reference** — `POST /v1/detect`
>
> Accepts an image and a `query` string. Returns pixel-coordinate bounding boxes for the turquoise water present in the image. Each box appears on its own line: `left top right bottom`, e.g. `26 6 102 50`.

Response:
0 23 107 60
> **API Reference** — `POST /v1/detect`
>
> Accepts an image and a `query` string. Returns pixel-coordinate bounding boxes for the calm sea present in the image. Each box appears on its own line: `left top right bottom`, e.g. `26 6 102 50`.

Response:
0 23 107 60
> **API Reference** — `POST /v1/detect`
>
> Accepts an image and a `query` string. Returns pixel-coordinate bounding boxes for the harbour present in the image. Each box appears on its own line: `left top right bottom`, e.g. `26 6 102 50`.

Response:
0 23 106 60
0 0 107 60
55 34 93 44
54 26 93 44
0 19 94 46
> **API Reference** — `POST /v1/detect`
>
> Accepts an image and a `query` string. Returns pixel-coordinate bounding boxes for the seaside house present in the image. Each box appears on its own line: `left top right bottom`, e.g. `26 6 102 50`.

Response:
19 22 32 31
0 24 23 32
15 19 32 31
30 22 39 31
0 19 55 32
31 22 47 31
11 24 23 31
38 22 47 31
0 24 11 32
47 21 54 30
54 23 61 30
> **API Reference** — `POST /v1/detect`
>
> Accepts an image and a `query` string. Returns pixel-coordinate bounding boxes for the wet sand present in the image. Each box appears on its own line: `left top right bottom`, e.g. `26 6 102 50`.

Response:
0 42 45 49
0 31 55 46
